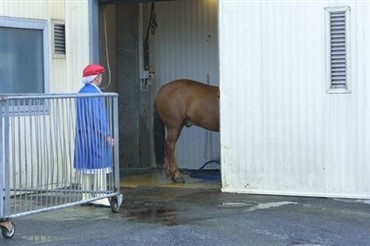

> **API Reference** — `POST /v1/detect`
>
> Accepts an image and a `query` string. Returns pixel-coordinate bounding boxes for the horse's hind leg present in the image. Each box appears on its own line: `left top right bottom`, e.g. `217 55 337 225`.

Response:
165 127 185 183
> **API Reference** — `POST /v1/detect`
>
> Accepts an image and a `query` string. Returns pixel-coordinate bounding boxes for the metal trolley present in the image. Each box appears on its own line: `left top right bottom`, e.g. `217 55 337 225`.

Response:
0 93 123 239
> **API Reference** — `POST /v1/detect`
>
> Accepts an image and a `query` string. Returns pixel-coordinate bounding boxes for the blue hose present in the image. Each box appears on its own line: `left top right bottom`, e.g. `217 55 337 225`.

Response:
180 160 220 180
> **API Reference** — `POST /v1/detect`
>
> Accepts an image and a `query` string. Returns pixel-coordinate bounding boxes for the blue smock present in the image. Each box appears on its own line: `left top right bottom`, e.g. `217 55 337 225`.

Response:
73 84 111 172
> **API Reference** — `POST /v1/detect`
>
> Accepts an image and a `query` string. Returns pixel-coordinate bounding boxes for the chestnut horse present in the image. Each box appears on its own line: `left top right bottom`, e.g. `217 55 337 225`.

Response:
153 79 219 183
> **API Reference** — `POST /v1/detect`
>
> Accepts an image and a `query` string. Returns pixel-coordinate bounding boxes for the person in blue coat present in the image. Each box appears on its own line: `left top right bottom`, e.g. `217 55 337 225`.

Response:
74 64 114 207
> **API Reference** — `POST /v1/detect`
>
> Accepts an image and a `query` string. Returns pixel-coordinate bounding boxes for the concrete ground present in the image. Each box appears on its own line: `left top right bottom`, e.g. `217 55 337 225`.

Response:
2 169 370 246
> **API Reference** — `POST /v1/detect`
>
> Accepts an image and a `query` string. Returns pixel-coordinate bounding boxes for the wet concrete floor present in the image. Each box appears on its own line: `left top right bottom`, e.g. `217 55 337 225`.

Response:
2 169 370 245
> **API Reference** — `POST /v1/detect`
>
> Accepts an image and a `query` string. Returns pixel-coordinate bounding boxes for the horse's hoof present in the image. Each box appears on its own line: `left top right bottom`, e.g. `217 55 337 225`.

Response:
172 176 185 183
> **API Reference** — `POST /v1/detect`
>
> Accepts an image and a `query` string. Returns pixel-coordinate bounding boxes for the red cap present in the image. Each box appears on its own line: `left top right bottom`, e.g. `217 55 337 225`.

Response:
82 64 105 77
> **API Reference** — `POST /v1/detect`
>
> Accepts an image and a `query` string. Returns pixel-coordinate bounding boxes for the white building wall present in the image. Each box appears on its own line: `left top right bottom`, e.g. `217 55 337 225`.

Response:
65 1 90 92
219 1 370 198
150 0 220 169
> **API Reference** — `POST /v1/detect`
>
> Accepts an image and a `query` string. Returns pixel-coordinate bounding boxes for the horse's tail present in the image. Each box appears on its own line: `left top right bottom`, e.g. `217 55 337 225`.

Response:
153 104 165 168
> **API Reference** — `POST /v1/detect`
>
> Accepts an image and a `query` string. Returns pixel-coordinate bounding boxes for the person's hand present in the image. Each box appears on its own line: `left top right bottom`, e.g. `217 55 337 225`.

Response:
106 136 114 147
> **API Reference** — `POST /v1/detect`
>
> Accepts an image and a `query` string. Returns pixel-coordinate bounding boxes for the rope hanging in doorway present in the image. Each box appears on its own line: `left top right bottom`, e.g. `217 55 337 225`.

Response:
143 0 157 70
101 8 112 90
145 1 157 39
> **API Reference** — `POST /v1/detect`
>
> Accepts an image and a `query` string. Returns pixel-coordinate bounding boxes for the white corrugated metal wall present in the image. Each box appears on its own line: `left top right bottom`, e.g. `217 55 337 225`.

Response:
219 1 370 198
150 0 219 169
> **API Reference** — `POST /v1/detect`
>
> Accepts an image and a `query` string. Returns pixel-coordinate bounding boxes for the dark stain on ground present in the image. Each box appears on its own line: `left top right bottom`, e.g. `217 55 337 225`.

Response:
121 206 177 226
119 186 262 227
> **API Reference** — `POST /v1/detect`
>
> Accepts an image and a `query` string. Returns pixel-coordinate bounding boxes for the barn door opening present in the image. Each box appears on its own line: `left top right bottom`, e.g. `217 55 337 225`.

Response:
98 0 220 185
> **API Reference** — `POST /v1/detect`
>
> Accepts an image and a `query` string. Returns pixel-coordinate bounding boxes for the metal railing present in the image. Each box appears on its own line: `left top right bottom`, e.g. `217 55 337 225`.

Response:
0 93 122 239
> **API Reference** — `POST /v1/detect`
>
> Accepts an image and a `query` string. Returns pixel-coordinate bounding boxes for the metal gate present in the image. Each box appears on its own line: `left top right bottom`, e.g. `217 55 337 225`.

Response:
0 93 122 239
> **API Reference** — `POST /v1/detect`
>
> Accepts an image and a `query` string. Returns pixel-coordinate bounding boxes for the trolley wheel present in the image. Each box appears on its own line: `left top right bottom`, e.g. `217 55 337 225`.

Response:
2 222 15 239
110 196 120 213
